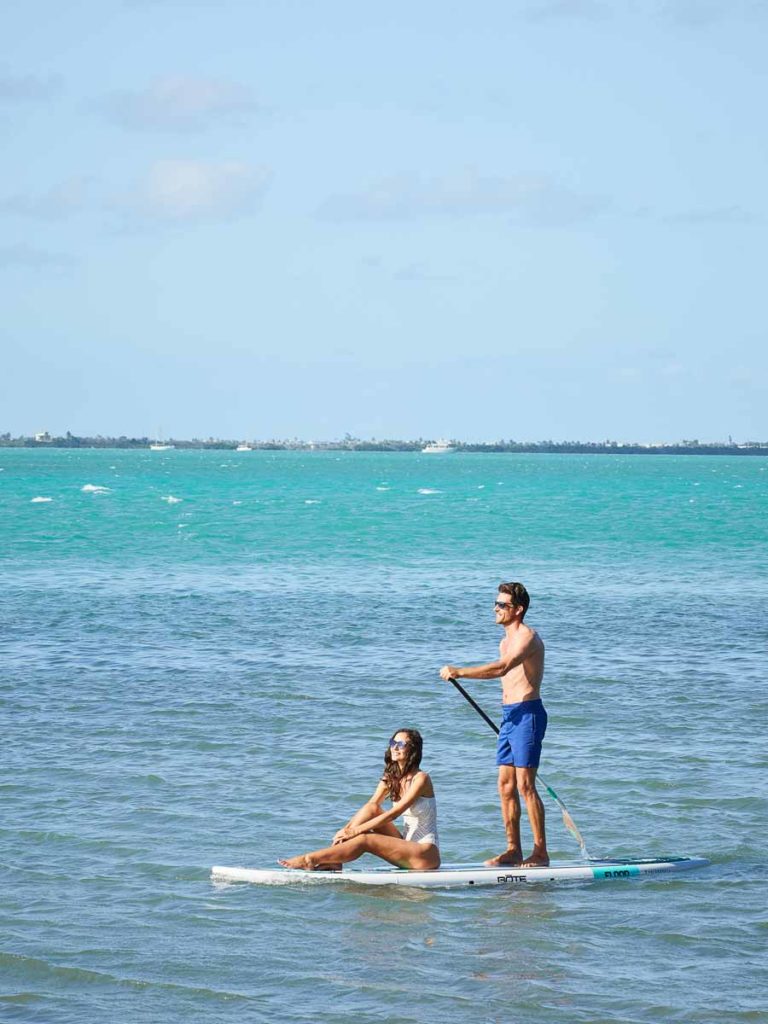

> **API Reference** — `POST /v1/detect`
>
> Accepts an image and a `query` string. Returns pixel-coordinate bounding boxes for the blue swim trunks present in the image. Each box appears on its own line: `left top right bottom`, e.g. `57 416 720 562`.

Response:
495 699 547 768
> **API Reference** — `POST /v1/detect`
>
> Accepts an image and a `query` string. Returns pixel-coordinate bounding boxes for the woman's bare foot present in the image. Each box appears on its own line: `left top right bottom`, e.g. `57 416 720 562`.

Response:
483 848 523 867
278 856 314 870
278 856 342 872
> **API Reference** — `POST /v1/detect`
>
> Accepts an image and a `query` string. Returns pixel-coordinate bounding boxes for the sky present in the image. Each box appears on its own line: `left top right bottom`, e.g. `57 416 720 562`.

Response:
2 0 767 443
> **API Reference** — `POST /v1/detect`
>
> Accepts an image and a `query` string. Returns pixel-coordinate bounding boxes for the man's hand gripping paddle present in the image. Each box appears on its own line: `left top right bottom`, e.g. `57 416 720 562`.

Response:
447 677 591 861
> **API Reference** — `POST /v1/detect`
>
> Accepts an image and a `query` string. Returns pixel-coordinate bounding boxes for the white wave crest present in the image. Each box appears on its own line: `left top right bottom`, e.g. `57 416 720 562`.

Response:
162 495 183 504
31 496 53 503
82 484 111 493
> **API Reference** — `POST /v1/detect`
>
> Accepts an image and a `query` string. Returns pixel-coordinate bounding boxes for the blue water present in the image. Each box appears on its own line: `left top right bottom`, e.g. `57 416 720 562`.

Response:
2 450 766 1022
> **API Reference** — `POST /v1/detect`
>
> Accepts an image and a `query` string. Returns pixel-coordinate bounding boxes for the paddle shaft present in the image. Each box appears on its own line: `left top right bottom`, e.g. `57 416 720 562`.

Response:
447 677 591 859
449 677 501 735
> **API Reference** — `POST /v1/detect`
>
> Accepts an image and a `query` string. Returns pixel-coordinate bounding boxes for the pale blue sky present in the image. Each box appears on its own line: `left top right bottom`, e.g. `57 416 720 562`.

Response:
2 0 766 442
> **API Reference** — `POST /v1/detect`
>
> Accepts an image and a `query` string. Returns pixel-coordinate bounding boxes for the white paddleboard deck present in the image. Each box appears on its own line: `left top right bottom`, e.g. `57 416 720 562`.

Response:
211 856 708 889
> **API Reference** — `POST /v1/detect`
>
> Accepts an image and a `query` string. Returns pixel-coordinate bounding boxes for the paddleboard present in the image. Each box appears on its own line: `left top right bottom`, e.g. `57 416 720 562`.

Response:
211 856 708 889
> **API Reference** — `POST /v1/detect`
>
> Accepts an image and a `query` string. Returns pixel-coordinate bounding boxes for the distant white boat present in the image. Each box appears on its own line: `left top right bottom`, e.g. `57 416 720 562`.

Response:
236 444 253 452
422 439 456 454
149 427 174 451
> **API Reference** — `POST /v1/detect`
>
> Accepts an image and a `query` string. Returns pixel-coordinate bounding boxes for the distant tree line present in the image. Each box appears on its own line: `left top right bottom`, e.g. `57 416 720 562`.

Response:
1 432 767 454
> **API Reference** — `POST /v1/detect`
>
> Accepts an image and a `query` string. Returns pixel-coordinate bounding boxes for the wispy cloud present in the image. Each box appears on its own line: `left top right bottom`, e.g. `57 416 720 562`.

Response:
102 76 260 132
319 170 606 226
119 158 271 222
0 178 89 220
122 0 224 6
658 0 768 28
0 72 61 102
0 243 73 269
665 205 760 225
522 0 608 22
392 262 452 283
361 257 454 284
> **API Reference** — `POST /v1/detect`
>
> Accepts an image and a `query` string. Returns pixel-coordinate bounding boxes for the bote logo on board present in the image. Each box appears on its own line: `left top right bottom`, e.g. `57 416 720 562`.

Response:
497 874 527 884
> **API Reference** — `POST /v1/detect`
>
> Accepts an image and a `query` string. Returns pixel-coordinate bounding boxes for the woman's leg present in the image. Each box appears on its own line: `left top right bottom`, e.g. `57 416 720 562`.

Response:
280 835 439 871
369 821 402 839
307 821 402 872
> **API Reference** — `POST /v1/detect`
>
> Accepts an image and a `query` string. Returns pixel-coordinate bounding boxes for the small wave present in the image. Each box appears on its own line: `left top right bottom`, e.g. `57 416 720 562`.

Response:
31 496 53 503
304 499 321 505
232 500 243 505
0 952 251 1001
162 495 182 504
417 488 440 495
375 486 390 491
82 484 111 494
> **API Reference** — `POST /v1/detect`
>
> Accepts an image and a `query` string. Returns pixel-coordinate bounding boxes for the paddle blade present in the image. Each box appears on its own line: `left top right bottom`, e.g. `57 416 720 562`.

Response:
542 781 590 861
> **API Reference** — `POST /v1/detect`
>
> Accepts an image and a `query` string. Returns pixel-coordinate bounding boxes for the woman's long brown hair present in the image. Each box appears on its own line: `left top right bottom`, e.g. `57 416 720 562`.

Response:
381 729 424 800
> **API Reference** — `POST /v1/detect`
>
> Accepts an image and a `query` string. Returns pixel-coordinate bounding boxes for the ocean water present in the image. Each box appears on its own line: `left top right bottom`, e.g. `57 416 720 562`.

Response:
1 448 766 1024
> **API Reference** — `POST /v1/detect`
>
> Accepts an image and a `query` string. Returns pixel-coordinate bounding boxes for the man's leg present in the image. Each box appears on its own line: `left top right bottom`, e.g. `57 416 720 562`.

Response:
516 766 549 867
484 765 523 866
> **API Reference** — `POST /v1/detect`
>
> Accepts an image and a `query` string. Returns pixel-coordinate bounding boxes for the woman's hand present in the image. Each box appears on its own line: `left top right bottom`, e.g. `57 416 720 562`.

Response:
332 826 358 845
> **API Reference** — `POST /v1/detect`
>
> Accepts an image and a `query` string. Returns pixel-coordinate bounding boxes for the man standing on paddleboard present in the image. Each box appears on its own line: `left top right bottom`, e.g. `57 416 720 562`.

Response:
440 581 549 868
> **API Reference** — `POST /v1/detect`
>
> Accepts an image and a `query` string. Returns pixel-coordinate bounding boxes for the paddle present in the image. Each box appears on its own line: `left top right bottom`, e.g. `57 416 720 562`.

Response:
447 677 591 861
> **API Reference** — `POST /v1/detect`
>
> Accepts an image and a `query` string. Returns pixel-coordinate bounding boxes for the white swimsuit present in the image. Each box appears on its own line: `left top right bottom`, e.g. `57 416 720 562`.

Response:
401 796 439 847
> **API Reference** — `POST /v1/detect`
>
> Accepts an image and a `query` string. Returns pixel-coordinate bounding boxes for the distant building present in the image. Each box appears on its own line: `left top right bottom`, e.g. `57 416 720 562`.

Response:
35 431 53 443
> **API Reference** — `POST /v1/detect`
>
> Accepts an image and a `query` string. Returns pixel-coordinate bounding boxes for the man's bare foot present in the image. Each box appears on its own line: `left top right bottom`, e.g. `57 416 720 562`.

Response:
521 850 550 867
484 849 523 867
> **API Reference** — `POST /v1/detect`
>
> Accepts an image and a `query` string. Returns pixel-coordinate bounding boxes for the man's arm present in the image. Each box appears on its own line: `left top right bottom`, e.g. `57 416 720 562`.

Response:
440 631 538 681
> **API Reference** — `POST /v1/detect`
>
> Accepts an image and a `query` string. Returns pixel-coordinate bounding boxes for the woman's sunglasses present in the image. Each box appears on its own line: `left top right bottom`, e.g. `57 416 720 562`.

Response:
389 740 408 751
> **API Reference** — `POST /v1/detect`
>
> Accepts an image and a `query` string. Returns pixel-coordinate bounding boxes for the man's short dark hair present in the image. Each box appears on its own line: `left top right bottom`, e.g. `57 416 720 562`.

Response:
498 581 530 616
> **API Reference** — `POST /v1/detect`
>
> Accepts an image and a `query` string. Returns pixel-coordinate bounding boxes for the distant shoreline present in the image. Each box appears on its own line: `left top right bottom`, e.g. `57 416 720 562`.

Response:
3 435 768 455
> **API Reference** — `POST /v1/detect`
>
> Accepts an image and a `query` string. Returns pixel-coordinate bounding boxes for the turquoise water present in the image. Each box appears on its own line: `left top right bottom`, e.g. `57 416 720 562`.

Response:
2 449 766 1023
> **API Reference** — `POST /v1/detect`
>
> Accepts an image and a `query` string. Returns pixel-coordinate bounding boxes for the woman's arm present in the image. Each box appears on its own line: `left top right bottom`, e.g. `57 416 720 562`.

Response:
334 773 431 841
332 780 389 843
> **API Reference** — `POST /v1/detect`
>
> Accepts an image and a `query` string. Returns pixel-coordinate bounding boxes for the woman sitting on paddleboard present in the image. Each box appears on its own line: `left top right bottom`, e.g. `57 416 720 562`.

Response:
279 728 440 872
